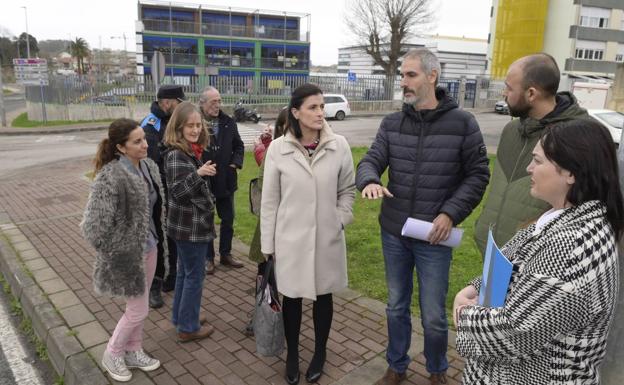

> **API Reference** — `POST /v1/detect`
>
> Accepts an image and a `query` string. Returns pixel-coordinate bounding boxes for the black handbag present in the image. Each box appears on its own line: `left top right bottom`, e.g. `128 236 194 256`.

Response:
249 178 261 216
252 257 285 356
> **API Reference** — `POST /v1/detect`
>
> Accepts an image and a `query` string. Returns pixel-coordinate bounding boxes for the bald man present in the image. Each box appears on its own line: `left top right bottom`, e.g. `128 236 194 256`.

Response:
474 53 592 252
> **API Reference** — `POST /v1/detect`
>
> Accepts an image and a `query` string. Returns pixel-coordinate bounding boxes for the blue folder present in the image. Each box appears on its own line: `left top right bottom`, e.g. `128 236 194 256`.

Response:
478 229 513 307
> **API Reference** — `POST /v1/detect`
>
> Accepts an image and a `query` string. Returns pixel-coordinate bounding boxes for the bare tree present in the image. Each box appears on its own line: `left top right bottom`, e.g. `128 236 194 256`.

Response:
346 0 435 79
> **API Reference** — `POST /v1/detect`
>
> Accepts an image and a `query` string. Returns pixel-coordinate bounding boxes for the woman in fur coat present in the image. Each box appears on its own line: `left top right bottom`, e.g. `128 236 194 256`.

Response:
81 118 167 382
163 101 217 343
453 119 623 385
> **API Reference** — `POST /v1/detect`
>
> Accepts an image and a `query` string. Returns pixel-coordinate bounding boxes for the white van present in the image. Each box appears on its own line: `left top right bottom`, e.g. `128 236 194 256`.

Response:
323 94 351 120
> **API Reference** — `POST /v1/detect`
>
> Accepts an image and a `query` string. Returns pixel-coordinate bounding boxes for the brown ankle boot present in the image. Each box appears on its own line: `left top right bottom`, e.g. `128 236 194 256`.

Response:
374 368 406 385
177 324 214 343
429 372 447 385
220 254 243 268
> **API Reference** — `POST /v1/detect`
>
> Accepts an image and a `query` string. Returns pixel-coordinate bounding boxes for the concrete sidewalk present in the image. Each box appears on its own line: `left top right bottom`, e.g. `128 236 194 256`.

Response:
0 157 465 385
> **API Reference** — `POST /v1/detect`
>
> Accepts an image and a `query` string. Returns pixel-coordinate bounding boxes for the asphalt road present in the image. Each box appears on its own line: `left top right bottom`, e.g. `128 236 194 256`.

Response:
0 112 511 178
326 111 511 152
0 286 55 385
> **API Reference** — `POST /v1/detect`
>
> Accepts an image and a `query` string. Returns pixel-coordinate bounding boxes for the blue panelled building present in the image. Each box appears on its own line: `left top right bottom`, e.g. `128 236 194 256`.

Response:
136 0 311 89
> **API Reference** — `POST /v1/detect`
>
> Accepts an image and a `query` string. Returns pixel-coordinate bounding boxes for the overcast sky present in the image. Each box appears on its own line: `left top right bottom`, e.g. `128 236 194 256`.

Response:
0 0 493 65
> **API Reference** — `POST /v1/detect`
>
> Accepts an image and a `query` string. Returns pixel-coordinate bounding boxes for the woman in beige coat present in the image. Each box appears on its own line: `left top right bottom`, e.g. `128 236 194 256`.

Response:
261 83 355 384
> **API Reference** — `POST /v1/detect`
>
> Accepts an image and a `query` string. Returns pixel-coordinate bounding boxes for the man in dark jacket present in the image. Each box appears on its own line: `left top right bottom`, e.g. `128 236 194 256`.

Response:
473 54 590 254
140 84 186 308
198 86 245 273
356 48 490 385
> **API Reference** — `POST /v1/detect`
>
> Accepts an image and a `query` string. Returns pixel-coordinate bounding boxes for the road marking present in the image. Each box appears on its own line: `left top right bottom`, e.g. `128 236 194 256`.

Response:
35 135 76 143
237 123 263 146
0 298 45 385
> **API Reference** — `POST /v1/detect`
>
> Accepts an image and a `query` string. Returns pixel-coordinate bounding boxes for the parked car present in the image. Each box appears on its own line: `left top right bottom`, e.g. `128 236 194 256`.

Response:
494 100 509 114
323 94 351 120
90 95 125 106
588 109 624 145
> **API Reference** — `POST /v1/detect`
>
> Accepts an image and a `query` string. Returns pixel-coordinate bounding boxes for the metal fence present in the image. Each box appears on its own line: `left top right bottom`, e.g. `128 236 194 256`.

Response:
25 72 401 106
24 72 504 115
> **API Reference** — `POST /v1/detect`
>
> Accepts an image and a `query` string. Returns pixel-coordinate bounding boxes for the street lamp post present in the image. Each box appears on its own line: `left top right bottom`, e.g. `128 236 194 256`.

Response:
21 6 30 58
110 33 128 75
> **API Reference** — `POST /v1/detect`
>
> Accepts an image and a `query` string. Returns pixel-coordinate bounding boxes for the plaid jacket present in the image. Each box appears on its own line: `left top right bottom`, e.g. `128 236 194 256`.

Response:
456 200 619 385
164 148 216 242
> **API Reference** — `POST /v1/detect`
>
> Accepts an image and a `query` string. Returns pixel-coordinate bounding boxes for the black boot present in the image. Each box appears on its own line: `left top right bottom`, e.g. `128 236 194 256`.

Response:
305 294 332 383
283 296 302 385
149 277 164 309
162 272 176 292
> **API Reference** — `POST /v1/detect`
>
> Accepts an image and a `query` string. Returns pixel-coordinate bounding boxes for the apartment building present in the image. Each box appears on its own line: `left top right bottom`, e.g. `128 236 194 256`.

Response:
488 0 624 79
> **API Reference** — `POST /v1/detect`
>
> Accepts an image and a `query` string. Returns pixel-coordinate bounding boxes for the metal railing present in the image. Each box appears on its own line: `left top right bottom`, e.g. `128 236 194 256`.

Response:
142 18 305 42
141 51 309 70
26 73 502 107
24 73 402 106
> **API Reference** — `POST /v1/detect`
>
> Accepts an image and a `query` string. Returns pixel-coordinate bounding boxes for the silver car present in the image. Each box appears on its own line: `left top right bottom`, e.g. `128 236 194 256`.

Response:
588 109 624 145
494 100 509 114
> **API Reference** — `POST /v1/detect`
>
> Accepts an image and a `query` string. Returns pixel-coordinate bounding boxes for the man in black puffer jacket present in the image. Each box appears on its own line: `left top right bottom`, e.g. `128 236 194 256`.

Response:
356 48 489 385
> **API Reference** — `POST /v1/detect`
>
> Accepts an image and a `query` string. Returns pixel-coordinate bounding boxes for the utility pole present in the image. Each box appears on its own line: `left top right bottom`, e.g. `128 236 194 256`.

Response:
111 33 128 74
21 6 30 58
0 67 6 127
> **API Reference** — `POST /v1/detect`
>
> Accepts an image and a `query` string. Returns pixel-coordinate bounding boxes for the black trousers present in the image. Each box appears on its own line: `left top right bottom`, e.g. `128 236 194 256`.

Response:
155 235 178 280
282 294 333 372
207 194 235 260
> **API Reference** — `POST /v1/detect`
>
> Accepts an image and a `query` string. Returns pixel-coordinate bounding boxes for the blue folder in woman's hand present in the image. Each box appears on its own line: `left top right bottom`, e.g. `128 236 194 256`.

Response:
478 229 513 307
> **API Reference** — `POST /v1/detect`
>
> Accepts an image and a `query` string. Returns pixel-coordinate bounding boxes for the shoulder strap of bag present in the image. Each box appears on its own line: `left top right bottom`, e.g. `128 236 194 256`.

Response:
257 256 281 306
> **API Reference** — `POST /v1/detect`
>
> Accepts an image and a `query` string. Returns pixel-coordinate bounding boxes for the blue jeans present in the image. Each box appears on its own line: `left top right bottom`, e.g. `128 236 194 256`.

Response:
381 229 452 374
172 240 208 333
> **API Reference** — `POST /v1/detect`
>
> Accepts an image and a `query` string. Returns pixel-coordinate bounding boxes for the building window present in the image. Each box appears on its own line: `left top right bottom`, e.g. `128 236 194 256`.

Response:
575 48 604 60
142 7 195 34
202 12 247 37
204 40 254 67
579 6 610 29
230 43 255 67
261 44 309 70
580 16 609 28
617 44 624 62
338 61 350 66
338 53 350 59
256 17 299 41
575 40 606 61
143 36 198 65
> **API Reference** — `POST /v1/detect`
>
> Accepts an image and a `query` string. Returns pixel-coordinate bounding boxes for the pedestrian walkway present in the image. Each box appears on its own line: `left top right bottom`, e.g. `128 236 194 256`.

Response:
0 157 465 385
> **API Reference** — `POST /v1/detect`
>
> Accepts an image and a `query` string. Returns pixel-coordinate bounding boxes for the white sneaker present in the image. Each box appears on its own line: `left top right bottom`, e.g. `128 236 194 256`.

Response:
102 350 132 382
125 349 161 372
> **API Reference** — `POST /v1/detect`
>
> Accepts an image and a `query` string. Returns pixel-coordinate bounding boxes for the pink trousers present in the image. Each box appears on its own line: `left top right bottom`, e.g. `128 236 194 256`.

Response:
106 246 157 356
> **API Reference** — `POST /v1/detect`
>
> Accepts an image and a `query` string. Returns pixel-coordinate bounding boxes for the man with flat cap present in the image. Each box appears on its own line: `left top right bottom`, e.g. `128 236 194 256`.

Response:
140 84 186 309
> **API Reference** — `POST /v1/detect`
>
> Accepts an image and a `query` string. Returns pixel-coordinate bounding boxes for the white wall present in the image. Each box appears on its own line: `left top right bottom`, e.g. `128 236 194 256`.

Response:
542 0 578 73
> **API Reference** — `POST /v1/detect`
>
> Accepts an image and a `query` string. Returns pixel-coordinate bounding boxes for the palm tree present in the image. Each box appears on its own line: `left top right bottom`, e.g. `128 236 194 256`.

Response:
70 37 90 76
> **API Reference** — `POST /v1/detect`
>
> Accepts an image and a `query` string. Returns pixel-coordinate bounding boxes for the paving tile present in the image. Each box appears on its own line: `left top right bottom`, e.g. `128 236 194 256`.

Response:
49 289 82 309
38 277 70 294
0 157 467 385
74 321 109 348
31 267 59 282
59 303 97 327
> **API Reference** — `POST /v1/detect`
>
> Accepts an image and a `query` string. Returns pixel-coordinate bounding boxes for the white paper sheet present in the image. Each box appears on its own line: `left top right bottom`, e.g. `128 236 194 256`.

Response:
400 217 464 248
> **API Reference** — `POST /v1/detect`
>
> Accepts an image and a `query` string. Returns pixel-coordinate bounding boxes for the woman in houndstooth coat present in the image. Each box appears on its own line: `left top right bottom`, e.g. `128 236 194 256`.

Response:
454 119 623 385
